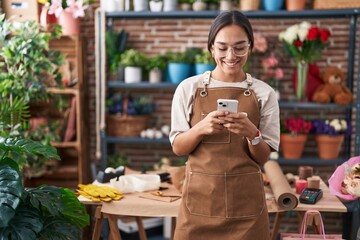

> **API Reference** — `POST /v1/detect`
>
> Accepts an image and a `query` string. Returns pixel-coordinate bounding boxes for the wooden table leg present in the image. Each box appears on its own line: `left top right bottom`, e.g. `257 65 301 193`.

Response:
271 212 282 240
135 217 147 240
92 206 103 240
104 213 122 240
170 217 176 240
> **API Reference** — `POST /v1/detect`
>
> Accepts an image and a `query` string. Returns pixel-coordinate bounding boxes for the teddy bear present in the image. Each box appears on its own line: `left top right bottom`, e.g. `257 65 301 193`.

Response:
312 66 353 105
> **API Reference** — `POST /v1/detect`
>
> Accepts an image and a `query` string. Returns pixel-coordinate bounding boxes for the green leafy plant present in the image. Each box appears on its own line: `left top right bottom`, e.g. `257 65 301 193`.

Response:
195 49 215 64
0 97 89 239
106 29 128 73
146 54 168 71
0 14 64 103
108 153 128 168
119 49 148 68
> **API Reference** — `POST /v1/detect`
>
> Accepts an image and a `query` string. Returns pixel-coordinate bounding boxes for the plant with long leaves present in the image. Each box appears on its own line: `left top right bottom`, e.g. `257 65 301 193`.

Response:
0 98 89 239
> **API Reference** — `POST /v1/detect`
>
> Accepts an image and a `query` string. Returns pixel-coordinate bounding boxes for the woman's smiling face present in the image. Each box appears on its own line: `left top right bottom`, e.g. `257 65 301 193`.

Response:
212 25 250 77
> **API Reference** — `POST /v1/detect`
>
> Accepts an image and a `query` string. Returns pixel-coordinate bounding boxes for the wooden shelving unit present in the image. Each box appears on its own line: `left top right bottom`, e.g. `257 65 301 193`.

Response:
25 36 89 189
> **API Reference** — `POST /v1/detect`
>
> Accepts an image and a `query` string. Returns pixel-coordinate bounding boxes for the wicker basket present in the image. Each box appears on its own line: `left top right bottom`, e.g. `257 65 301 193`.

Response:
314 0 360 9
106 114 149 137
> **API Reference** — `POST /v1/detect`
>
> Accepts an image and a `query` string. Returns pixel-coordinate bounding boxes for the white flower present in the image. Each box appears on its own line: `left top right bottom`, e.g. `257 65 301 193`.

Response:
282 24 299 43
299 21 311 30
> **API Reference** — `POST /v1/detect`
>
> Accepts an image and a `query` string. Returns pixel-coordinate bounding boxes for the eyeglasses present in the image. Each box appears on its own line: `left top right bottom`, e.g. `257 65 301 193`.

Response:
213 43 251 57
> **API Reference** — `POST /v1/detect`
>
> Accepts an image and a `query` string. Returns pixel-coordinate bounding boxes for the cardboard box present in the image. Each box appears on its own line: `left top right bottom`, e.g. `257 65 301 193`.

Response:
3 0 39 22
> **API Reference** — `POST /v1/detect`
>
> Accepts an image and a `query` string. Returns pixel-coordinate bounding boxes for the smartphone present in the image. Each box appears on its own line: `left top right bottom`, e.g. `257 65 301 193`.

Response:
217 99 238 113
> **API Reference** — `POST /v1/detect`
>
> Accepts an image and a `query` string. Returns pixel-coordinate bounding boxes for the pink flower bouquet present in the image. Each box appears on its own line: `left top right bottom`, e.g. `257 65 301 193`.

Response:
328 156 360 201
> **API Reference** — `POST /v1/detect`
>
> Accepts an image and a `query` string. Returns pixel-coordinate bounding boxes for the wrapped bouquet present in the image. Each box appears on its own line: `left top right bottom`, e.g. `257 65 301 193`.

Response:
328 156 360 201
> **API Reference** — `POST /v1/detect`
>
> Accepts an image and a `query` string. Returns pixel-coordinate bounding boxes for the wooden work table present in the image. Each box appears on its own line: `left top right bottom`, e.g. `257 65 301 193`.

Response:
81 176 346 240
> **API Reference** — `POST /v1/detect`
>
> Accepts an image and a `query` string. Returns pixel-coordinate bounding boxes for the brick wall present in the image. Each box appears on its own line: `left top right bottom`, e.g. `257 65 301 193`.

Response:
92 17 358 167
83 3 358 236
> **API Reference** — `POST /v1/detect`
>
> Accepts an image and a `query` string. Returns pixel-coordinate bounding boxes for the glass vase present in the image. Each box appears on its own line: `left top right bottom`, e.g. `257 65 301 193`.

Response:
296 61 308 101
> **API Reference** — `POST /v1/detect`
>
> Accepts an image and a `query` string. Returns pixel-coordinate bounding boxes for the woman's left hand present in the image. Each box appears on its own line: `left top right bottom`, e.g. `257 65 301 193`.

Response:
220 112 257 138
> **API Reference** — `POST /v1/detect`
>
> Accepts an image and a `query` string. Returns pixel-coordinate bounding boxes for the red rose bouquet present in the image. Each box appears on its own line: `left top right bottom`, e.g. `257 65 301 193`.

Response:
279 21 331 64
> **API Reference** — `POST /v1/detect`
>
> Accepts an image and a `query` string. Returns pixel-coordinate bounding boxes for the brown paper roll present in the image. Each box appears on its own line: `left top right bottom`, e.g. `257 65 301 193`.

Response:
264 160 298 211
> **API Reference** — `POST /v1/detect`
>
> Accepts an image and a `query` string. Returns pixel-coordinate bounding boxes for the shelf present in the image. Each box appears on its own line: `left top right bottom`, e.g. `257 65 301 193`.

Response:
277 157 346 166
47 87 78 95
107 81 177 89
51 141 78 148
278 101 351 109
105 136 171 145
105 9 360 19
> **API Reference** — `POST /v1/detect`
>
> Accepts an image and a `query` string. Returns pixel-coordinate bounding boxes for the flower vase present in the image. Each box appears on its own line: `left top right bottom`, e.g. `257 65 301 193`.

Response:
295 61 308 101
315 135 344 160
58 11 80 35
280 134 307 160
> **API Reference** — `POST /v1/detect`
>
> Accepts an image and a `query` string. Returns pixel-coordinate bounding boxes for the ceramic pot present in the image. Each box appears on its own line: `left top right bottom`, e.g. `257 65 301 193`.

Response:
149 69 163 83
280 134 307 160
124 66 142 83
219 0 233 11
315 135 344 160
149 0 163 11
263 0 284 11
240 0 260 11
134 0 149 11
286 0 306 11
192 1 207 11
163 0 177 11
58 11 80 35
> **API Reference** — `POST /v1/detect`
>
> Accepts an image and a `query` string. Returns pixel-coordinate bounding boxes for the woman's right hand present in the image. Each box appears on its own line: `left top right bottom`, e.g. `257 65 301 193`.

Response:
195 110 229 136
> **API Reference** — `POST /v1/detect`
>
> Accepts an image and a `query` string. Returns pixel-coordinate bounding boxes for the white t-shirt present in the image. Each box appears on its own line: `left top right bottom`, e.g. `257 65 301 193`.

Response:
170 73 280 152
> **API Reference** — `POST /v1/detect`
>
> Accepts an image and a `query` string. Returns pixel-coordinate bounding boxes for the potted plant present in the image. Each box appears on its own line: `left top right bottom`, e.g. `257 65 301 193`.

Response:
280 117 312 160
0 15 64 104
207 0 219 10
179 0 193 10
194 49 215 75
106 29 129 81
0 97 89 239
146 54 168 83
311 118 352 160
119 49 148 83
192 0 207 10
38 0 94 35
167 48 201 84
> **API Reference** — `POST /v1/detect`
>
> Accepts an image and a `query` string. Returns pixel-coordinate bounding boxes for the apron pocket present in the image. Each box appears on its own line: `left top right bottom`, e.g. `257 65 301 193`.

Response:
226 171 265 218
185 171 226 217
201 113 230 143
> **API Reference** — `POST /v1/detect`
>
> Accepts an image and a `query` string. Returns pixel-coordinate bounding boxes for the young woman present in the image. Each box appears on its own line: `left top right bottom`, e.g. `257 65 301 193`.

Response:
169 10 280 239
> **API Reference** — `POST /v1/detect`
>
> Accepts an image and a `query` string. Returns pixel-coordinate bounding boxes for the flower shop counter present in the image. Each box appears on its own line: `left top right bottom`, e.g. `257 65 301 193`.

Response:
80 175 346 240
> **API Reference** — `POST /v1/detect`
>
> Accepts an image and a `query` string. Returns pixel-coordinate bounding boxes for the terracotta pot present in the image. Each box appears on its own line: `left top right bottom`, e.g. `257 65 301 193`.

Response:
240 0 260 11
58 11 80 35
286 0 306 11
315 135 344 160
29 117 48 131
280 134 307 160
